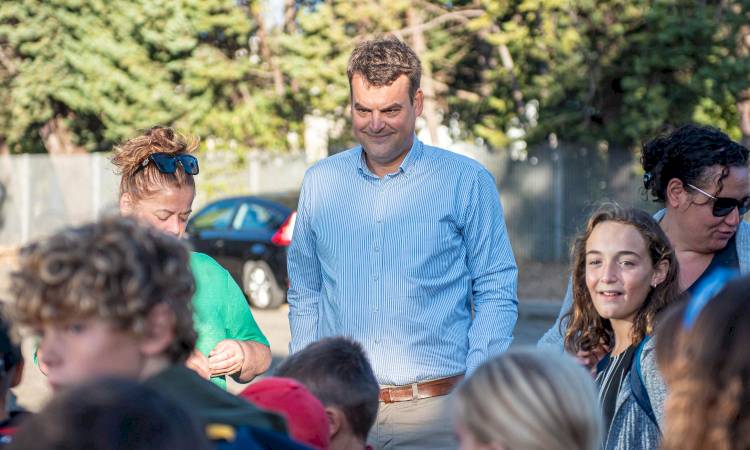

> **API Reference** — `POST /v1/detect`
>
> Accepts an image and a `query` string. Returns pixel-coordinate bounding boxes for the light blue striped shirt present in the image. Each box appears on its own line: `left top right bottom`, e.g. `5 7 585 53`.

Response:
288 137 518 385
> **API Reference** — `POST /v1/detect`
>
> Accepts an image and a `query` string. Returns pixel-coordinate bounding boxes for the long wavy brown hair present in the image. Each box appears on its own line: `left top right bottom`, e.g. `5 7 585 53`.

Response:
658 277 750 450
563 205 681 354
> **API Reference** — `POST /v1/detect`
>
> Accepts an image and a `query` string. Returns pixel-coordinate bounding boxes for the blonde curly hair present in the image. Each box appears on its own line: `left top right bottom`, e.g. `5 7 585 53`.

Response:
10 216 197 363
657 278 750 450
111 126 199 201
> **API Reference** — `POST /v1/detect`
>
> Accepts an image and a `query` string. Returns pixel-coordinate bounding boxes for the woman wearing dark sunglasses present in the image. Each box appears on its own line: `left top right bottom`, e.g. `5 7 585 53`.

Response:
540 124 750 354
111 126 272 389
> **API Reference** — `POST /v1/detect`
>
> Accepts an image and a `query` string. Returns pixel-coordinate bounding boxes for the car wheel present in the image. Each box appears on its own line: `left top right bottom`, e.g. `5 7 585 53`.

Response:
242 260 284 309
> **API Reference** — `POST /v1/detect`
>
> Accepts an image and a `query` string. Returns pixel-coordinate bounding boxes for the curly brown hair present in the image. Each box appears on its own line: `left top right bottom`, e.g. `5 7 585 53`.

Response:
9 216 196 363
111 126 199 201
563 205 681 354
347 37 421 101
658 278 750 450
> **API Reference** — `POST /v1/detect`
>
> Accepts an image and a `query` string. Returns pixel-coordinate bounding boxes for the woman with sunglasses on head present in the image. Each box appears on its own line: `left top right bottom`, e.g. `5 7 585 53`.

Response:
111 126 272 388
541 124 750 355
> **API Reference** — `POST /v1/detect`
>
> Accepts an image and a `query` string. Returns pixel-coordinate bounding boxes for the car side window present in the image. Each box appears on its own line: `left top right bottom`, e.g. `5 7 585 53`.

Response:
232 202 283 231
190 200 237 231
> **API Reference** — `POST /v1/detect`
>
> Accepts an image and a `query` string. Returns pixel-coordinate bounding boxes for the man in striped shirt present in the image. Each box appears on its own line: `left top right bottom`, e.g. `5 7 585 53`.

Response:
288 37 519 450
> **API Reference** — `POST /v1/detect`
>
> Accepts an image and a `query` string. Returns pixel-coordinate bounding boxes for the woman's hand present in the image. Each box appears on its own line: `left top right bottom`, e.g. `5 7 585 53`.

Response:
185 349 211 379
208 339 245 377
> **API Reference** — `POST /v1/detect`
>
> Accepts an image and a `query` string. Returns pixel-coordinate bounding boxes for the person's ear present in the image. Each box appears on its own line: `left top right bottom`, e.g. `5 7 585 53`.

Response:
139 303 175 357
325 406 344 439
413 88 424 116
10 361 24 388
665 178 688 209
651 259 669 288
120 193 135 216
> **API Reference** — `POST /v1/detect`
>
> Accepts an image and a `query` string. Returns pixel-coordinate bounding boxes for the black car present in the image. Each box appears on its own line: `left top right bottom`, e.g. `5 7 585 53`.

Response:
185 193 297 309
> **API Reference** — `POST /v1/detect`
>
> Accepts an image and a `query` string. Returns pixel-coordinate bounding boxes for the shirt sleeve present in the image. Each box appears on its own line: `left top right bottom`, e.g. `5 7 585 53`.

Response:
537 280 572 351
224 269 270 346
463 169 519 374
287 174 322 353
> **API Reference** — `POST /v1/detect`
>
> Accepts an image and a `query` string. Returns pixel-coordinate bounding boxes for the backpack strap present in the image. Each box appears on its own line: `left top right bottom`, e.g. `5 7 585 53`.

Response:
595 353 611 376
629 335 660 433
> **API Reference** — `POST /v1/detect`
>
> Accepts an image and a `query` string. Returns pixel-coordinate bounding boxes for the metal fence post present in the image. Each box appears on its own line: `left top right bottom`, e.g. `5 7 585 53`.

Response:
20 154 30 245
92 153 101 220
553 146 564 261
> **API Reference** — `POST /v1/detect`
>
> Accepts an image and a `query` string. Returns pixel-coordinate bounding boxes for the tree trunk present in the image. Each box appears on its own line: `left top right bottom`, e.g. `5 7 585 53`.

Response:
496 38 526 119
39 116 85 155
408 7 440 145
251 4 284 97
283 0 297 34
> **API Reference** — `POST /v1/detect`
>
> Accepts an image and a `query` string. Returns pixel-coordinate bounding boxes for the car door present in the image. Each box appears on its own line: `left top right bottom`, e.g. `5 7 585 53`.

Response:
185 198 240 263
220 199 287 279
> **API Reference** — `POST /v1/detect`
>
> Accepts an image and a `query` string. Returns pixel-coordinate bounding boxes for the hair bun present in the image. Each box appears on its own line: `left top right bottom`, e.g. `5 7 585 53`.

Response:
111 126 198 178
145 126 176 144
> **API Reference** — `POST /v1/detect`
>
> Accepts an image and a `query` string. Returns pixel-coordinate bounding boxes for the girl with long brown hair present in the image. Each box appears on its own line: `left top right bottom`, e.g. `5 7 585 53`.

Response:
563 204 681 450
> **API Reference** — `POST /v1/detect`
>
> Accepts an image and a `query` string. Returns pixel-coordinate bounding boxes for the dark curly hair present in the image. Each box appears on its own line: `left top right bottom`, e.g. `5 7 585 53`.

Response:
563 205 682 353
10 216 197 363
111 126 198 201
658 277 750 450
641 124 749 202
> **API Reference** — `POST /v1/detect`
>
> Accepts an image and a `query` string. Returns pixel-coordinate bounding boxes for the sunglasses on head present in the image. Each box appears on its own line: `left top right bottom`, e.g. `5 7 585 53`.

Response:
686 183 750 217
140 153 199 175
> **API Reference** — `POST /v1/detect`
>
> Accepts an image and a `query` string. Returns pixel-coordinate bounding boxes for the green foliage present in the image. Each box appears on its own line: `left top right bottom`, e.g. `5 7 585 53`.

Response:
0 0 748 156
456 0 750 153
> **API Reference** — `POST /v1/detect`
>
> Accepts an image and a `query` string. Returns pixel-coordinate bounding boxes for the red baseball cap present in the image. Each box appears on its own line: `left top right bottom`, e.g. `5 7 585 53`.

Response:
240 377 330 450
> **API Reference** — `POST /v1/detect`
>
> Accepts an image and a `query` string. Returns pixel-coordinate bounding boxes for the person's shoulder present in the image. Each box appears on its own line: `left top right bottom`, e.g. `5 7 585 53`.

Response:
190 252 227 273
424 145 492 178
190 252 233 288
305 147 359 178
146 365 287 432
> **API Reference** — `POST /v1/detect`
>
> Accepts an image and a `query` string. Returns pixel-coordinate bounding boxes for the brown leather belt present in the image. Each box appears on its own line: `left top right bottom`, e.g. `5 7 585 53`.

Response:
379 374 464 403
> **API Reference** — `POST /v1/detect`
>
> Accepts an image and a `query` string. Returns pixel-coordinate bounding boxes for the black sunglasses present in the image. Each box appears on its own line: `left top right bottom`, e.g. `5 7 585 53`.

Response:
140 153 199 175
687 183 750 217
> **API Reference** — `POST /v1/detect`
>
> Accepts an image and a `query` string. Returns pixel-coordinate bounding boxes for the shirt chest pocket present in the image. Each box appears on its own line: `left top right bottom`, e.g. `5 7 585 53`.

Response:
401 221 457 266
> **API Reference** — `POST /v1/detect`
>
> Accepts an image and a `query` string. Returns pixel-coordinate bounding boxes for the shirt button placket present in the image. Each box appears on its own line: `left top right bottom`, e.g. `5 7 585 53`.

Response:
372 180 385 344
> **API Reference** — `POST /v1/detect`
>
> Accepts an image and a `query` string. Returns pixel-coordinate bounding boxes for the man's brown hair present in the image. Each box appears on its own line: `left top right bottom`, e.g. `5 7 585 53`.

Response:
347 37 422 101
10 216 197 363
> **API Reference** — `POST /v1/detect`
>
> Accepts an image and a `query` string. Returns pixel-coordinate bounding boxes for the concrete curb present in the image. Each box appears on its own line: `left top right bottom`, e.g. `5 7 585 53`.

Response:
518 299 562 321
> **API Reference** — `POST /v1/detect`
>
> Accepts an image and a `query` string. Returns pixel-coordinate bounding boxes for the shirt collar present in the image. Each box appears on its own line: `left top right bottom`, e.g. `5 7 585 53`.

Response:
356 135 423 179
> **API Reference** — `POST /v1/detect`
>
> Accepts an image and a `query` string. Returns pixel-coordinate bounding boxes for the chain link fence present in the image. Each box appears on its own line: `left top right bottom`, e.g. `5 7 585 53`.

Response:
0 145 656 261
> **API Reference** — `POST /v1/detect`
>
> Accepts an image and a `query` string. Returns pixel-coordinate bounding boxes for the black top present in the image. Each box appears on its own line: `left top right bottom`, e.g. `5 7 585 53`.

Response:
596 346 637 444
685 234 740 295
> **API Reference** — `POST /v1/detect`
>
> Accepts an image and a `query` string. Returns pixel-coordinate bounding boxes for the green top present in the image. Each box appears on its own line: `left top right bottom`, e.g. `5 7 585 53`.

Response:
191 252 269 390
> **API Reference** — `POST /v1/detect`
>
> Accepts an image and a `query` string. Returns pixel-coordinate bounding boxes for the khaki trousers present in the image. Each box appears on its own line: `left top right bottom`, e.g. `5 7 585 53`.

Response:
368 393 457 450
